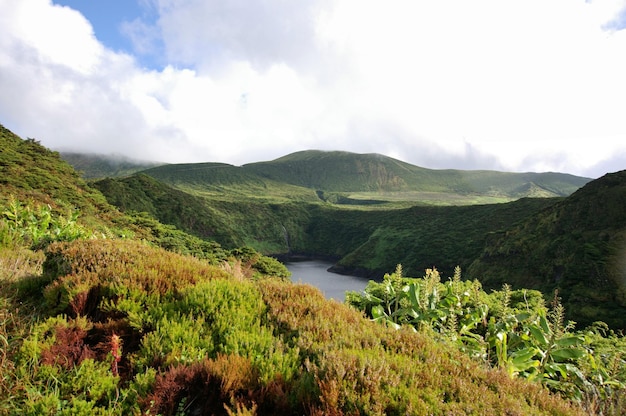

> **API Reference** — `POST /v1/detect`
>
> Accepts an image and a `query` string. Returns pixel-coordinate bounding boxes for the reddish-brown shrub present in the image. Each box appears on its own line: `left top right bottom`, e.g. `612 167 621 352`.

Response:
89 319 143 381
142 355 260 416
40 324 95 369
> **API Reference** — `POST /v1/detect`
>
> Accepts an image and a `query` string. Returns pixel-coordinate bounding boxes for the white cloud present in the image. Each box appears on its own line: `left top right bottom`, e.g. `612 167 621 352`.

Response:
134 0 333 74
0 0 103 74
1 0 625 176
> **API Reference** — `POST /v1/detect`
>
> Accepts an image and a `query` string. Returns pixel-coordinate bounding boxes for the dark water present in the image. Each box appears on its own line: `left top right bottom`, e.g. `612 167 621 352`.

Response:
285 260 370 301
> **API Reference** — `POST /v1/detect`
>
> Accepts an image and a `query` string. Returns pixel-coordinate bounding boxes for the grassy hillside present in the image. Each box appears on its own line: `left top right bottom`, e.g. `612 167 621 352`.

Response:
92 174 240 246
129 150 589 206
140 162 320 203
244 150 590 198
468 170 626 329
0 126 113 219
92 174 315 253
0 124 286 269
1 124 624 414
94 172 559 278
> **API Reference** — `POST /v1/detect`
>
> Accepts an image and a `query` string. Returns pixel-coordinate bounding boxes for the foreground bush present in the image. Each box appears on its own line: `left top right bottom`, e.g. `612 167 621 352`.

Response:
347 266 626 415
0 240 585 415
1 198 93 250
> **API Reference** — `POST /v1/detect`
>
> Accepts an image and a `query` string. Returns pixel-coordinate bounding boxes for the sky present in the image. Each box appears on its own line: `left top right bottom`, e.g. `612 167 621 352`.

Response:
1 0 626 178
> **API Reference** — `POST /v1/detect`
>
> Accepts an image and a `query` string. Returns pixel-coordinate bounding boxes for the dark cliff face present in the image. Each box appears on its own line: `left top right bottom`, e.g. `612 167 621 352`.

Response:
468 170 626 329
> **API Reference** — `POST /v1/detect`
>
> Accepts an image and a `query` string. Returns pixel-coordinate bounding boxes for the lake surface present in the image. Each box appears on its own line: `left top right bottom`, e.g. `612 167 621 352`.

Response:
284 260 370 301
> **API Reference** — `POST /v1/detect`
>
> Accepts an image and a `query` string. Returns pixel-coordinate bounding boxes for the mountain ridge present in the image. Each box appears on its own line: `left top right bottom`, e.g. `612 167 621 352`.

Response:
115 149 592 203
62 149 591 199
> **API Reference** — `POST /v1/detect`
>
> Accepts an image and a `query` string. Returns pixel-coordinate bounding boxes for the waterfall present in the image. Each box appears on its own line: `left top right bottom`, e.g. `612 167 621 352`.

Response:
281 225 291 253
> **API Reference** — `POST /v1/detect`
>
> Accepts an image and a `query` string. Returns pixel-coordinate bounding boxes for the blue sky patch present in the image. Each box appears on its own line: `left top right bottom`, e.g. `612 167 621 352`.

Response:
52 0 162 68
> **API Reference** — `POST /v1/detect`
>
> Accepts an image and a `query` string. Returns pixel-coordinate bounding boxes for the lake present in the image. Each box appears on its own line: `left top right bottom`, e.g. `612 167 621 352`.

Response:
284 259 371 301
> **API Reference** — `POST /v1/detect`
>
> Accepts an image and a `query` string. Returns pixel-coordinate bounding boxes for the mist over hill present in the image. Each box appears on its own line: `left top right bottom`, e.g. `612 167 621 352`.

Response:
61 152 165 179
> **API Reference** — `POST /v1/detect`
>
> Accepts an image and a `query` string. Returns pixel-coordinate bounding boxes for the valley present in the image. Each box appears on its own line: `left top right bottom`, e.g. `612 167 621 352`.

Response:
1 124 625 414
80 149 626 328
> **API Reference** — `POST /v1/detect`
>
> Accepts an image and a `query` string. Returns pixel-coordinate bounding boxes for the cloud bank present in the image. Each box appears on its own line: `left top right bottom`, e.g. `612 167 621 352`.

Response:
1 0 626 177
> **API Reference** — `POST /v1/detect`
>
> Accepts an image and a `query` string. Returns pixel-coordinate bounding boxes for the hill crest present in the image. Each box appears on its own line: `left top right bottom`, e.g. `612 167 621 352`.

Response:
135 149 591 201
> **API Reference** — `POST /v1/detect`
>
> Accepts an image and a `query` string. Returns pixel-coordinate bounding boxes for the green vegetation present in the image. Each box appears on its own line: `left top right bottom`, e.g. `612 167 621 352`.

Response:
124 149 589 208
94 173 559 277
348 266 626 414
88 147 626 329
1 198 93 250
0 126 114 219
243 150 589 198
139 161 320 203
93 174 234 243
469 170 626 329
313 198 559 278
2 238 588 415
1 123 624 414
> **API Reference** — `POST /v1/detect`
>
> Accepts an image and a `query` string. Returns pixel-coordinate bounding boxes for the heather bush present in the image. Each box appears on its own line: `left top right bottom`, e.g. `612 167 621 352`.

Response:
260 279 583 415
0 247 44 415
12 316 121 415
1 237 587 415
134 279 300 385
39 239 229 316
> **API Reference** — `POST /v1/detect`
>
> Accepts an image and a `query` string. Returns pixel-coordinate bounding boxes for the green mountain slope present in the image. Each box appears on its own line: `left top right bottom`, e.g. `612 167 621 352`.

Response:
92 174 238 244
140 161 320 202
94 169 560 277
2 129 597 414
245 150 426 192
243 150 590 197
3 124 625 413
0 124 287 270
92 173 314 252
130 150 590 205
0 125 122 226
316 198 561 278
468 170 626 329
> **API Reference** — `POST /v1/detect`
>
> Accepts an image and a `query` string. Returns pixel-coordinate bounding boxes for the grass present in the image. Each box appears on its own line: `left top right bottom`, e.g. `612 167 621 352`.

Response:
0 248 44 415
346 191 514 206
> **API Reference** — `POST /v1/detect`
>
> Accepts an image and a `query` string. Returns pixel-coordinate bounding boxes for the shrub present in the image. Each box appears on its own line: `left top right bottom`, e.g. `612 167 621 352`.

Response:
1 197 93 250
1 237 587 415
348 265 626 414
41 239 229 316
260 278 582 415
